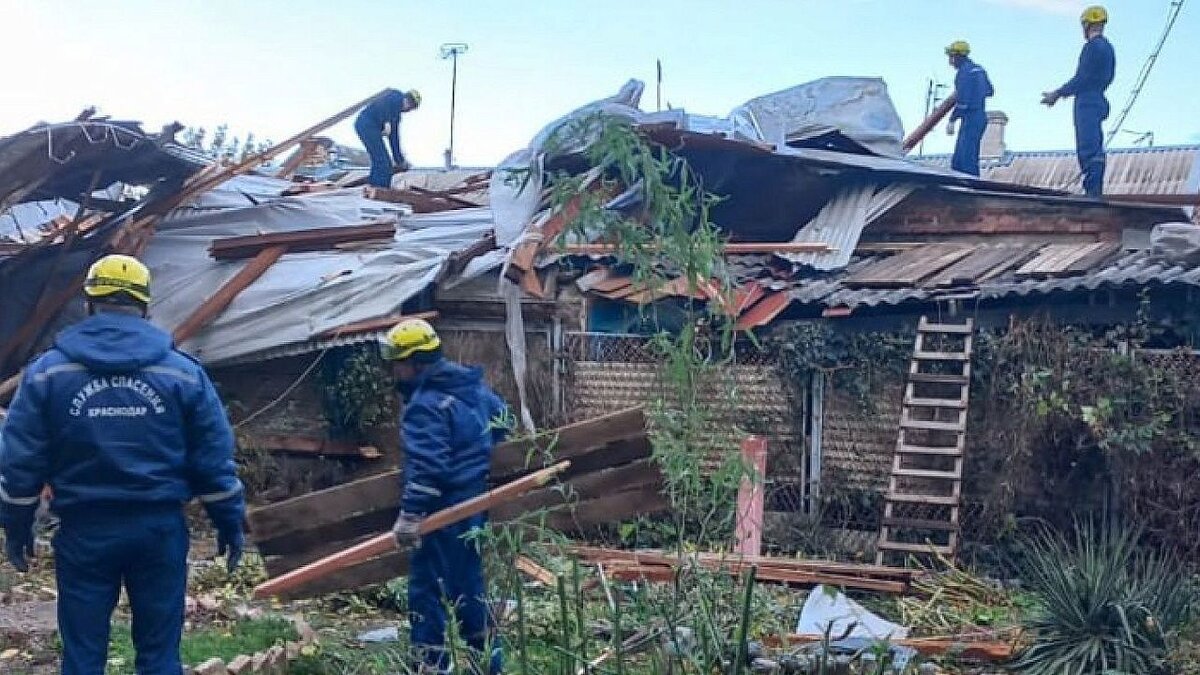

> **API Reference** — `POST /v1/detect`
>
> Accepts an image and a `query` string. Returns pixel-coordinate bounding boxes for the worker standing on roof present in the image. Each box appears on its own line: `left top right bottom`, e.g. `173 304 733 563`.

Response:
945 40 994 176
355 88 421 188
0 254 245 675
382 318 510 674
1042 5 1116 198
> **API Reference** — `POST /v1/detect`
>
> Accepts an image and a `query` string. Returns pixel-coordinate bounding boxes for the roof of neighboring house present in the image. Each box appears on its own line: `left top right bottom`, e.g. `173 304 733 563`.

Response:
582 237 1200 324
920 144 1200 197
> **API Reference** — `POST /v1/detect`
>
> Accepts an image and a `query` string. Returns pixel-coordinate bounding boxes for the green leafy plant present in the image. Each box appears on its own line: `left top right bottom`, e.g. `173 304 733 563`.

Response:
318 346 397 436
1011 519 1192 675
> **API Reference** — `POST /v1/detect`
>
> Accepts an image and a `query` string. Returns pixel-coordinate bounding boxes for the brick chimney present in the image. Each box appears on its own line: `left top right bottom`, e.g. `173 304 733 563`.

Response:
981 111 1008 160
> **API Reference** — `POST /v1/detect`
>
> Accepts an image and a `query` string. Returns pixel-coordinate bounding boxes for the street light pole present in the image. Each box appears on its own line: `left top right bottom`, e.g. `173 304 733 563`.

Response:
439 43 468 169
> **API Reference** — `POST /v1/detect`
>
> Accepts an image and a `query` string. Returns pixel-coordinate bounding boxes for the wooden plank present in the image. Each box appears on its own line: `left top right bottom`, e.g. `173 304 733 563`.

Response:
900 418 965 432
515 556 557 586
1015 242 1112 277
246 434 380 458
893 468 959 480
884 493 960 506
917 319 973 334
882 516 960 531
274 550 407 600
248 469 399 542
1066 241 1121 272
876 540 955 554
489 458 660 521
254 462 570 599
249 409 650 544
907 372 969 385
846 244 971 287
897 444 963 456
902 94 957 153
912 351 969 361
490 407 647 480
173 245 286 344
543 483 670 531
315 310 440 339
563 242 833 255
905 396 966 409
922 245 1033 288
209 221 395 260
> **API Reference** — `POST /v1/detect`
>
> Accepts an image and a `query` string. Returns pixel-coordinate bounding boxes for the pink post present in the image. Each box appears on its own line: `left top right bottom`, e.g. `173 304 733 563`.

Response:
734 436 768 557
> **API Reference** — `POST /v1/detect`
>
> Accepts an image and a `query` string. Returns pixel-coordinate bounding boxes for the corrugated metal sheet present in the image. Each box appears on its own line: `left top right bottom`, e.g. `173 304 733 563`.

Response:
921 145 1200 197
772 246 1200 310
783 181 915 270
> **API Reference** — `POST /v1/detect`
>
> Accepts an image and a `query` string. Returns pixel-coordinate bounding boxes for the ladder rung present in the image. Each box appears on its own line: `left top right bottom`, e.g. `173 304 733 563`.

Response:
913 351 970 361
877 541 955 554
918 319 973 334
893 468 960 480
897 444 962 456
908 372 969 385
904 396 967 409
882 516 959 531
901 418 965 432
885 493 961 506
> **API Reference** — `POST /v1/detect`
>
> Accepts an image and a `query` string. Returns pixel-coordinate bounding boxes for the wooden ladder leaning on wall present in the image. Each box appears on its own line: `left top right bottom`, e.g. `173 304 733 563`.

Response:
876 316 974 566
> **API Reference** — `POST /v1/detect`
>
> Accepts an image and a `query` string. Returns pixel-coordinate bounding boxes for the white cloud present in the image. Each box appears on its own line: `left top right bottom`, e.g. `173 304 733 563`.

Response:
984 0 1086 14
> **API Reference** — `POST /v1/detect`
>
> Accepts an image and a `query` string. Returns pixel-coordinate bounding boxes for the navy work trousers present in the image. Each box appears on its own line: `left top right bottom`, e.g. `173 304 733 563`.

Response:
951 110 987 176
1074 96 1109 198
408 514 500 674
54 508 189 675
355 116 393 188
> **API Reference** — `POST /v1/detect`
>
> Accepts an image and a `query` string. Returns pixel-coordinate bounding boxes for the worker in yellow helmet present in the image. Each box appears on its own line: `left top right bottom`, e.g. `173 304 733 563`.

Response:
0 254 244 673
355 88 421 187
944 40 994 176
381 317 510 673
1042 5 1115 197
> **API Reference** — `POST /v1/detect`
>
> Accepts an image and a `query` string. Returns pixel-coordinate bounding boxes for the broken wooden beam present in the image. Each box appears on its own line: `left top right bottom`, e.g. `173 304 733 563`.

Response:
490 406 647 481
769 634 1015 661
208 221 396 260
253 461 570 599
515 556 557 586
903 93 958 154
173 245 287 344
568 547 915 593
243 434 381 459
250 408 651 548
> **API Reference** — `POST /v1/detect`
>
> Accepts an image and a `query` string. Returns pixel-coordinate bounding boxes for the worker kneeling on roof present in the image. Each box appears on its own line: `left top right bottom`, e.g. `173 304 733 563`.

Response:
355 88 421 188
383 318 510 675
944 40 993 176
0 254 245 675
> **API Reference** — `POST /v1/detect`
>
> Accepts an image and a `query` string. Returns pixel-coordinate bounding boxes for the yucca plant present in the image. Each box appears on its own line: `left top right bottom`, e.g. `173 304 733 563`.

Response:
1011 519 1192 675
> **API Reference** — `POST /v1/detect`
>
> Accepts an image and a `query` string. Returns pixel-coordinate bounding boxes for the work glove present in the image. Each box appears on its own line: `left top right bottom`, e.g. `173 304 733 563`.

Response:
1040 90 1061 107
392 512 422 549
946 119 957 136
216 523 244 574
1 506 36 573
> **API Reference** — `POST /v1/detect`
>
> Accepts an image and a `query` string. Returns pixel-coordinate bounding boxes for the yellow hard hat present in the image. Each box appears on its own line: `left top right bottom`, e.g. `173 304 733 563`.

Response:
944 40 971 56
1081 5 1108 24
83 254 151 305
381 318 440 361
406 89 422 108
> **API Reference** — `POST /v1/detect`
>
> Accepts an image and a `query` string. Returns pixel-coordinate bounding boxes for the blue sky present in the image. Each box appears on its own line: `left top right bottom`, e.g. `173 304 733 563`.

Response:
1 0 1196 166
